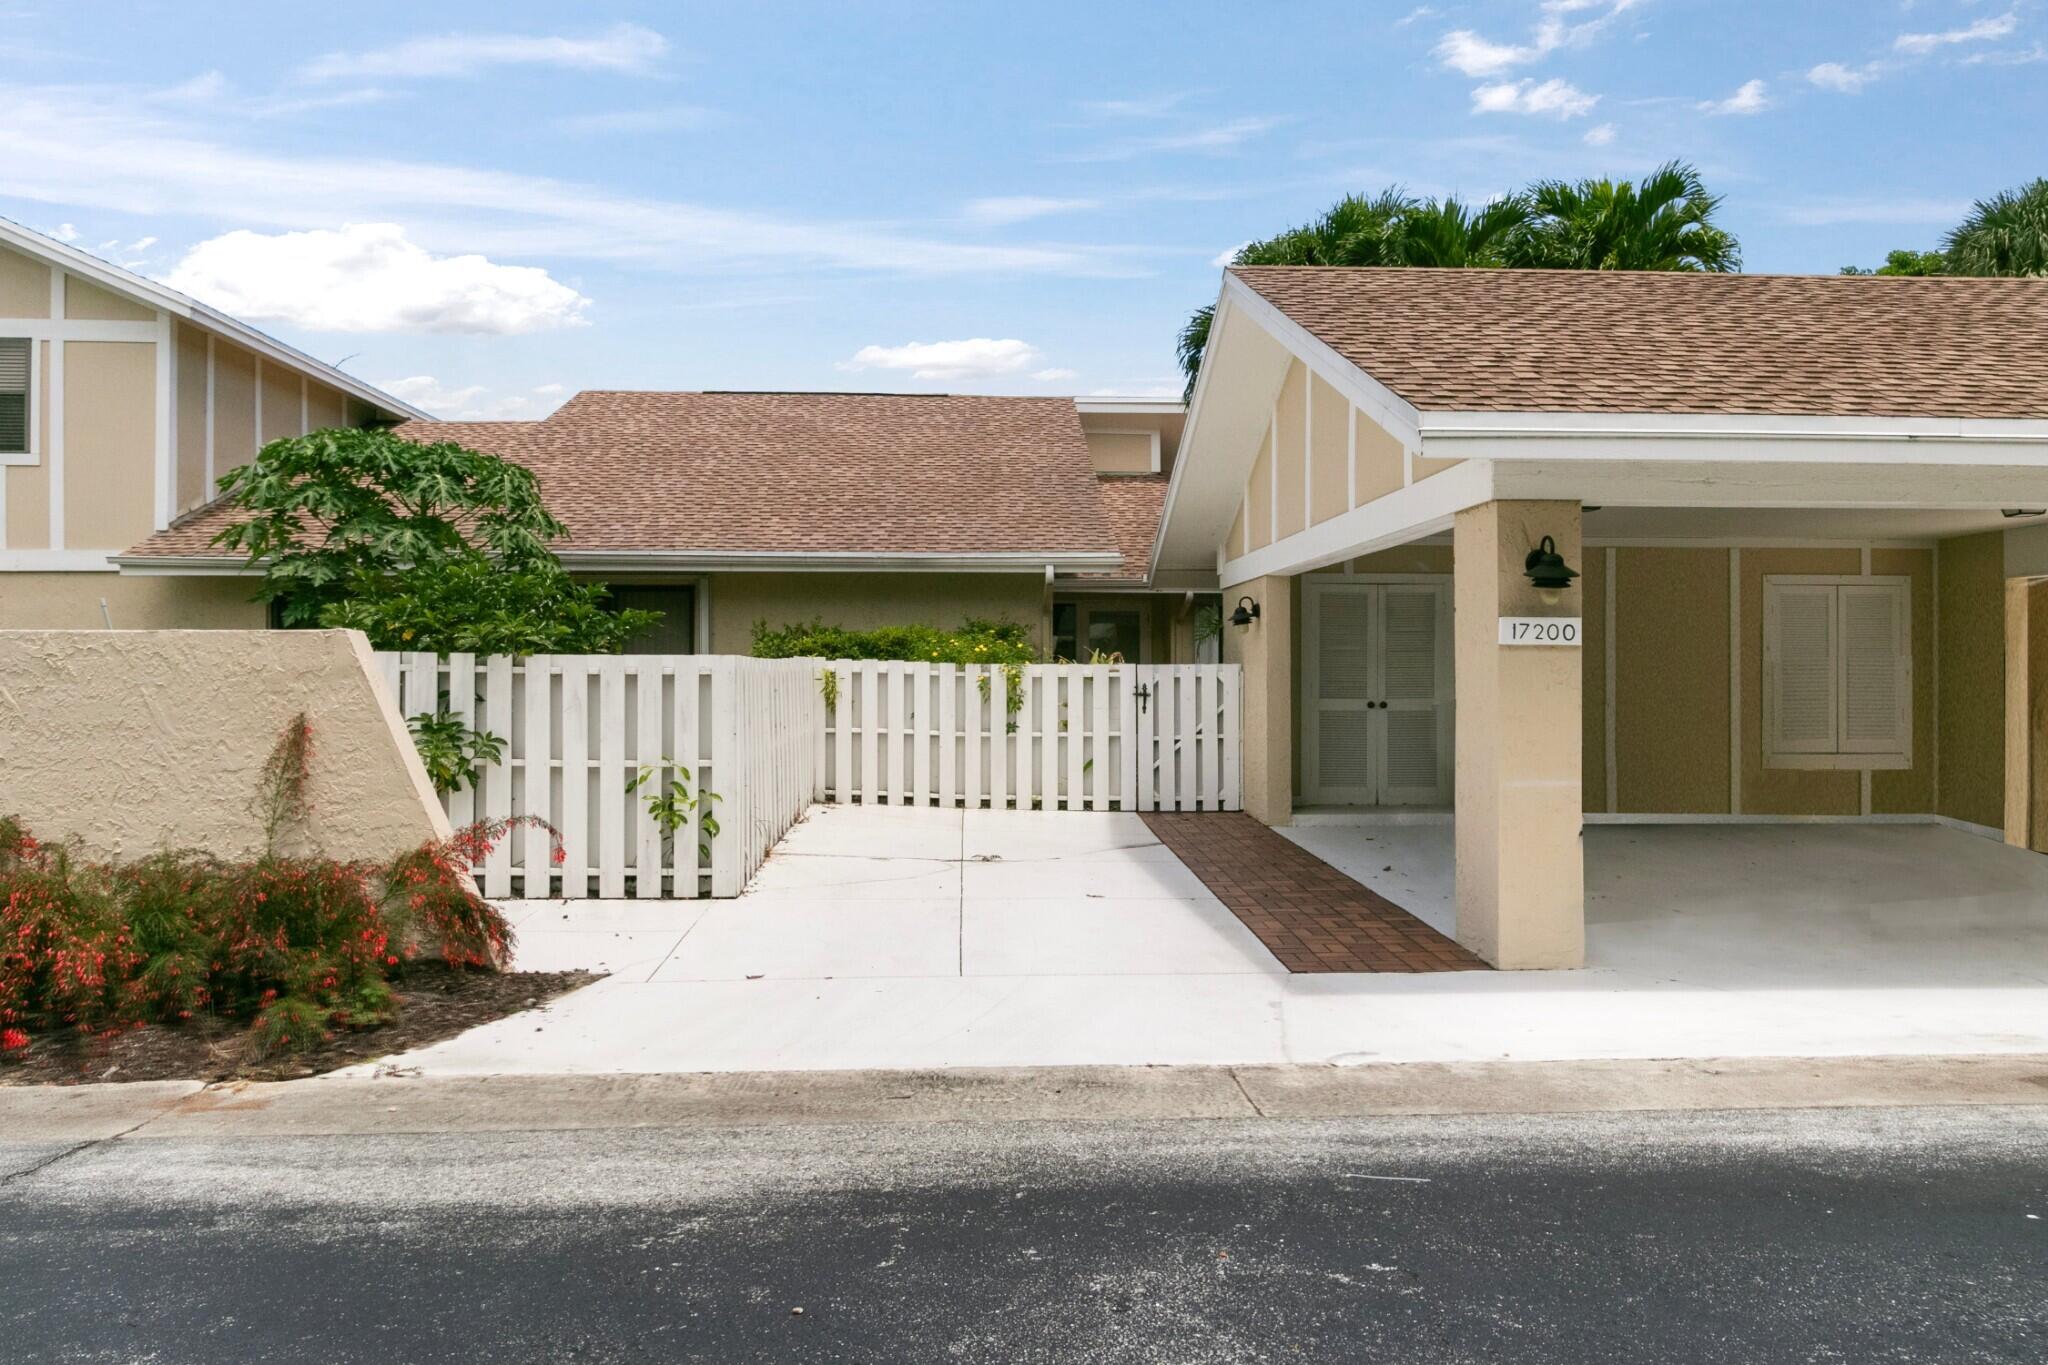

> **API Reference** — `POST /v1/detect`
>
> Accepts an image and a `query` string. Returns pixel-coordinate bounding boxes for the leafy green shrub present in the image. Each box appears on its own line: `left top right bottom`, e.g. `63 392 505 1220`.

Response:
750 617 1037 665
0 720 544 1060
407 706 506 795
213 427 659 654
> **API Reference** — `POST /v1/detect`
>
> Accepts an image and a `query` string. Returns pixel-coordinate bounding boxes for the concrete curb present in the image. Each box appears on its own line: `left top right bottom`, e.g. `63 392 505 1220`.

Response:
5 1054 2047 1139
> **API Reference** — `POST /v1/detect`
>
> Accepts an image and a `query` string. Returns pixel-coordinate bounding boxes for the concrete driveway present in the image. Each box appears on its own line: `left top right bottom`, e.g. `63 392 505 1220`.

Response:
359 808 2048 1076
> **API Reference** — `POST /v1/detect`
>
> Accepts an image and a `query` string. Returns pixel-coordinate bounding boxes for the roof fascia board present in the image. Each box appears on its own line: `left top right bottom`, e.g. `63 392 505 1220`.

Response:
1429 431 2048 466
0 218 430 422
1075 399 1186 415
1218 457 1494 585
1422 409 2048 442
1490 457 2048 509
117 550 1125 576
1219 271 1422 449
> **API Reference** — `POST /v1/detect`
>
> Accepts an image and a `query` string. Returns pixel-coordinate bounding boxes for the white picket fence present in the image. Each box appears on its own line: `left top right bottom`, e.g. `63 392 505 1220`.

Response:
376 654 1240 899
820 662 1240 813
375 652 821 899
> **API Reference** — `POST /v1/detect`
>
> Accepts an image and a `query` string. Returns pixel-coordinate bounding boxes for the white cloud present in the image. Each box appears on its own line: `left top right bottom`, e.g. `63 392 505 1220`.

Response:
379 376 570 421
1032 367 1078 382
1582 122 1617 146
1077 93 1191 118
1472 78 1600 119
302 23 668 82
163 223 591 334
1433 0 1640 76
0 79 1129 279
1807 61 1879 93
1699 78 1769 115
556 105 720 136
1057 116 1288 163
1210 240 1253 267
1894 11 2017 55
962 195 1098 226
43 222 78 242
839 338 1050 382
1961 41 2048 66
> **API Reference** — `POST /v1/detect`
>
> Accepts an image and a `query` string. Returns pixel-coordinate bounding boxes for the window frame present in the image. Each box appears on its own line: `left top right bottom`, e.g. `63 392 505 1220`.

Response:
0 336 37 464
1761 574 1913 771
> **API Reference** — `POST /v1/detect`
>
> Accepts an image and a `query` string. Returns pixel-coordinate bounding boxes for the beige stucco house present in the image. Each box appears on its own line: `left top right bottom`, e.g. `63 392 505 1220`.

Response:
0 221 1208 661
1155 265 2048 968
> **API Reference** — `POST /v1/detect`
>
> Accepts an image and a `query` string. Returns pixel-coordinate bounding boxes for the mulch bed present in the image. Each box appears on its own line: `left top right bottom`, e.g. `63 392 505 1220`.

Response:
0 965 600 1087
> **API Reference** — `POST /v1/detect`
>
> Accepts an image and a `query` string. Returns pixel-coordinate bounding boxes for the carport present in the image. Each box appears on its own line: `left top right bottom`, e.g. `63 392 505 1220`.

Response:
1156 266 2048 968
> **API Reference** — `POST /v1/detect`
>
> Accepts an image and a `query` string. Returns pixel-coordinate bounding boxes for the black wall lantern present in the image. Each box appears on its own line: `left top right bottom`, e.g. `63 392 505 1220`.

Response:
1523 535 1579 606
1229 595 1261 629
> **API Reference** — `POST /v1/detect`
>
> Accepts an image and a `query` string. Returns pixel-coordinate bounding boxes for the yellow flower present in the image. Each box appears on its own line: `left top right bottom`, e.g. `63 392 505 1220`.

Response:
401 629 415 641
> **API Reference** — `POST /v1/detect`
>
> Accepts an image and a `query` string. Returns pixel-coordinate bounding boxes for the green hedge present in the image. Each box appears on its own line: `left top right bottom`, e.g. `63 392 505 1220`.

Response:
749 617 1037 665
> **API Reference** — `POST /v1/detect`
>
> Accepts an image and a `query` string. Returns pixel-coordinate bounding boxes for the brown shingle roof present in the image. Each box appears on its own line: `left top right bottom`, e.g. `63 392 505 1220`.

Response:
1079 475 1168 583
124 392 1121 564
1231 266 2048 419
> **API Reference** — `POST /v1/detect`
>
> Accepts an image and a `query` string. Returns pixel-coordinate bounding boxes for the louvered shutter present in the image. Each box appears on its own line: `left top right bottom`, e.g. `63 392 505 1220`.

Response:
0 338 27 455
1311 586 1374 796
1377 584 1447 803
1838 583 1909 755
1766 582 1837 754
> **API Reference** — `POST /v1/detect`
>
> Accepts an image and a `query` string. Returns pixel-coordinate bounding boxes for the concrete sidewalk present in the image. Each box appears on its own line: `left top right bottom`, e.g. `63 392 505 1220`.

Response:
7 1053 2047 1147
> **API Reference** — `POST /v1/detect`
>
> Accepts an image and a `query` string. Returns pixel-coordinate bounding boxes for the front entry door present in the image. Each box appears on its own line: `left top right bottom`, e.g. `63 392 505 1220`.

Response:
1302 578 1453 806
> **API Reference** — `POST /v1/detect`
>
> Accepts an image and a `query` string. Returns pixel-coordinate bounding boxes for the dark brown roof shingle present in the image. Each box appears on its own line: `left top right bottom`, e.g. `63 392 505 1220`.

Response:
124 391 1121 563
1232 266 2048 419
1081 475 1169 583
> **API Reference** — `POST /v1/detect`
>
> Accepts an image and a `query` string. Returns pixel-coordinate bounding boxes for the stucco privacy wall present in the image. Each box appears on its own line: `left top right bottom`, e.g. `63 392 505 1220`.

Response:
0 629 447 862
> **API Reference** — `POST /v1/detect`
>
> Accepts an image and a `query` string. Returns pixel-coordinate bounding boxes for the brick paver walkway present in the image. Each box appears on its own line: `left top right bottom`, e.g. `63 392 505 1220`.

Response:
1141 812 1490 974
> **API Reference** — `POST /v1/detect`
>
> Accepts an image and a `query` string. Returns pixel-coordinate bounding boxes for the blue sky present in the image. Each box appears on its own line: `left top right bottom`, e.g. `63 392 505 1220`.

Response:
2 1 2040 416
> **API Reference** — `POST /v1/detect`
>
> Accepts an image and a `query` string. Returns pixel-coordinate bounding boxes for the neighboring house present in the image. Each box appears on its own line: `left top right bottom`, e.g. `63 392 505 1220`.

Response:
0 219 424 629
1155 265 2048 967
0 221 1210 659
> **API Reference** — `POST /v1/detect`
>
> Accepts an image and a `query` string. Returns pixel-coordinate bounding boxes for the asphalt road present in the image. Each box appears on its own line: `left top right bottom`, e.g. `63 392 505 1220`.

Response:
3 1105 2044 1363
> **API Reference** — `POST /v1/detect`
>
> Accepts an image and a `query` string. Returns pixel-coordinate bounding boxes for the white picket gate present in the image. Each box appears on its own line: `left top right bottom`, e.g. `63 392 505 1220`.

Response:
819 662 1240 812
376 654 1240 899
375 653 822 899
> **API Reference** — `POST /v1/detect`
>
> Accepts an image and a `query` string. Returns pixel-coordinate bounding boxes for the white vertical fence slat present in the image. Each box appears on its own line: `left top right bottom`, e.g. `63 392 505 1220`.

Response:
380 654 1236 899
558 661 590 900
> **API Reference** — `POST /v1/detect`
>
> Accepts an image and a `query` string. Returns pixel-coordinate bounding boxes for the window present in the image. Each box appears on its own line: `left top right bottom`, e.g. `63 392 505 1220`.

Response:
0 338 29 455
608 585 697 654
1762 576 1911 768
1051 602 1078 662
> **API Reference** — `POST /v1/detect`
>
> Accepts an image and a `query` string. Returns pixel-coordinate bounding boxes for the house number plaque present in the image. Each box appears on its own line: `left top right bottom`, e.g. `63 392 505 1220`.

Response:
1498 617 1581 646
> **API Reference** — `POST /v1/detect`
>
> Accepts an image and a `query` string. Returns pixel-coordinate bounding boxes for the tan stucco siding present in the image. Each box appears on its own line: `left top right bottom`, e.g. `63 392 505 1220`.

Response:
174 323 208 512
1308 373 1348 525
1222 572 1292 825
0 572 264 629
64 275 155 322
1937 532 2004 828
1228 504 1246 561
1354 409 1404 506
707 572 1047 657
1243 427 1272 552
1410 453 1464 482
63 340 155 550
4 342 52 549
1273 361 1307 539
0 629 446 864
307 381 346 431
213 341 257 478
0 245 51 318
1085 431 1154 474
260 361 301 446
1580 548 1607 814
1614 548 1731 813
1739 547 1862 815
1350 544 1452 575
1871 548 1936 815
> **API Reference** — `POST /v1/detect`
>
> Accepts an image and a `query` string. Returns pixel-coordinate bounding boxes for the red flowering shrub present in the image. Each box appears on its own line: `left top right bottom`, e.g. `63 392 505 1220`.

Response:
0 813 543 1060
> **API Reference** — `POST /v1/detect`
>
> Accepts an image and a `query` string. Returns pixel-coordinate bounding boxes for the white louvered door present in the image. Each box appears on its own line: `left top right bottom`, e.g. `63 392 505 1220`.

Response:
1838 583 1909 755
1375 582 1452 805
1302 579 1453 806
1764 582 1839 755
1304 581 1377 804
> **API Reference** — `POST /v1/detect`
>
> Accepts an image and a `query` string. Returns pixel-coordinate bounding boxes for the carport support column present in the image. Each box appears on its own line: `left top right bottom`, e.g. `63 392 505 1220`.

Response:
1223 574 1292 826
1453 500 1585 969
